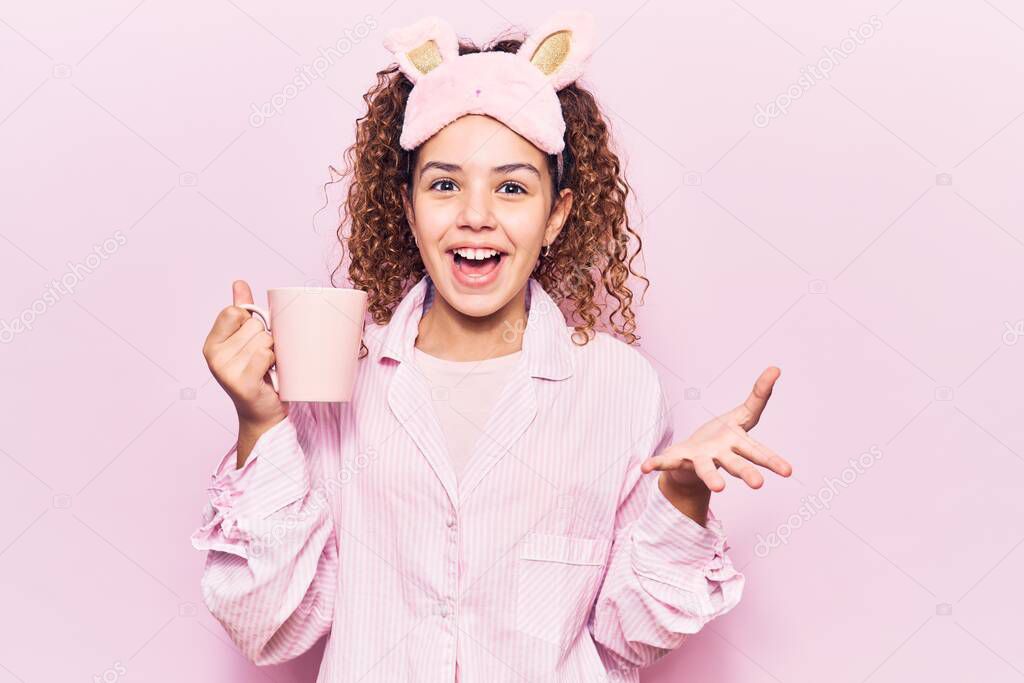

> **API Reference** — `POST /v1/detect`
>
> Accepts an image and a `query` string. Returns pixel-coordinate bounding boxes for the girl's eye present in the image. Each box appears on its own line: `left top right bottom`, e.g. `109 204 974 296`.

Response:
427 179 526 194
499 182 526 195
430 178 457 192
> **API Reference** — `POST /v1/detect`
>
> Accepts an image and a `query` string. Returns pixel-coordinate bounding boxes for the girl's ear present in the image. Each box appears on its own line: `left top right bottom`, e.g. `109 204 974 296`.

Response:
517 11 597 90
544 188 574 246
401 187 416 231
383 16 460 85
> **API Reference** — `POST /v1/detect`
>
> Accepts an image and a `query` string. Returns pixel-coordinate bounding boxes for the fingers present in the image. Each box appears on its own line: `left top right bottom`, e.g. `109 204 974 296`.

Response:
730 432 793 478
243 345 276 387
204 280 262 355
221 334 275 389
206 304 248 347
734 366 780 431
233 280 254 307
641 446 726 492
203 279 272 384
716 452 764 489
220 323 274 370
200 281 285 427
692 456 726 492
642 428 793 493
206 309 265 364
219 316 270 364
641 443 687 474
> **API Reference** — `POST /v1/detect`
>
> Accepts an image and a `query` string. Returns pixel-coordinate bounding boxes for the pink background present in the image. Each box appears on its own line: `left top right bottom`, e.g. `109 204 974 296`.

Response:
2 1 1022 681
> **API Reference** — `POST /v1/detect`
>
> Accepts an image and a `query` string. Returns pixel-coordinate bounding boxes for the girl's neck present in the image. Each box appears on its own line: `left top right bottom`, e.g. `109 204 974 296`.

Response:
414 284 527 361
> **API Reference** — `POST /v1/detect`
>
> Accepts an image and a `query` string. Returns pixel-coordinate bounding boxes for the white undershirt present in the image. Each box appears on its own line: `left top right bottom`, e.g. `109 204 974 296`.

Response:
412 347 523 483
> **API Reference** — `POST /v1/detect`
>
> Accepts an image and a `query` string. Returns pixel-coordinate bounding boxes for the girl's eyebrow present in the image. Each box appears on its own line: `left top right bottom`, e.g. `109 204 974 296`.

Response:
419 161 540 179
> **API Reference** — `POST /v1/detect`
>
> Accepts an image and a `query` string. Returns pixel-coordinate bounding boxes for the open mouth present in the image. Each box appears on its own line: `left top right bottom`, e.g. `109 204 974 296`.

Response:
452 248 503 274
448 247 506 279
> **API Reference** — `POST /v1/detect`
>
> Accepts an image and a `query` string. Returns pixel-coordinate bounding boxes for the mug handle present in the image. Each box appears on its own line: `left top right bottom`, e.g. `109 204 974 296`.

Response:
237 303 280 394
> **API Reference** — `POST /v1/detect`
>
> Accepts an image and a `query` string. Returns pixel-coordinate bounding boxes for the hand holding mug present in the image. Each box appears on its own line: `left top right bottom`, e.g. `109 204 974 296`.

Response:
202 280 288 432
203 280 368 466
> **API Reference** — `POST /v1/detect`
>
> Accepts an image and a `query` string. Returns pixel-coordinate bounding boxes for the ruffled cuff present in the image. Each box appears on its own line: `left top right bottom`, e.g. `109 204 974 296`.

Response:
190 416 309 559
629 474 742 615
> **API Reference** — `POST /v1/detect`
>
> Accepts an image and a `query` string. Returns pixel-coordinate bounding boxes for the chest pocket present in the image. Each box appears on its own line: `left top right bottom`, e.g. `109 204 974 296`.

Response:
515 532 612 651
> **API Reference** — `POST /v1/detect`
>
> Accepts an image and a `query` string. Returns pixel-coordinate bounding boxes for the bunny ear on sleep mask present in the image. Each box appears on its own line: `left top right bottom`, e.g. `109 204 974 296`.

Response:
382 10 597 154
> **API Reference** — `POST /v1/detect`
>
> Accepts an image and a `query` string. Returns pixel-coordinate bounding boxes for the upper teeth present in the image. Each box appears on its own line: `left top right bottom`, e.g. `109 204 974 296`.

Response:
454 248 499 260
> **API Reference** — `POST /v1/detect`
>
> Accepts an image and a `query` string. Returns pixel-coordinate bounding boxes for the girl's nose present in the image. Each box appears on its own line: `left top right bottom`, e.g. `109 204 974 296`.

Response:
456 191 496 231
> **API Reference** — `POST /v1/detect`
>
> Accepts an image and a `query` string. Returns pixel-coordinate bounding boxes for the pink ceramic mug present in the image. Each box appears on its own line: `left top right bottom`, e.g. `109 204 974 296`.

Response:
239 287 368 402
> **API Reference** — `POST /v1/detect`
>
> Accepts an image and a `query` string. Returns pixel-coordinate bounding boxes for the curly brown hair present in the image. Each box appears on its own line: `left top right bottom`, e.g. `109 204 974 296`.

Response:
327 30 650 354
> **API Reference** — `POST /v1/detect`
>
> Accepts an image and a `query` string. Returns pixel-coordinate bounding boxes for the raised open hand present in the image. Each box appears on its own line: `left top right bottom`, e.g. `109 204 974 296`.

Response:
640 367 793 494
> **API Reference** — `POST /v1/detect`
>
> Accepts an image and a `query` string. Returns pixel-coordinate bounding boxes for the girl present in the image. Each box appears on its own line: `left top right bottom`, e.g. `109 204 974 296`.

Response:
194 11 792 683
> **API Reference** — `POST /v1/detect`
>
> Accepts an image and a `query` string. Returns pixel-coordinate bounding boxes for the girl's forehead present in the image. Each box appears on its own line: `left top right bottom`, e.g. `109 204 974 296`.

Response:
419 115 545 161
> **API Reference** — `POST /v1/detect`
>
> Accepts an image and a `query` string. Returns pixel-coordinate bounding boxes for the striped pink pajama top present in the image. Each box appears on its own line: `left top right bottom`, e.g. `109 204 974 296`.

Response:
191 274 745 682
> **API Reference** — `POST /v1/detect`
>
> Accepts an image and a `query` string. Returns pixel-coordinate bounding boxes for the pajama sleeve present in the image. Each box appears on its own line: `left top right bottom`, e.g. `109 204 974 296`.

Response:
588 368 745 672
190 401 339 665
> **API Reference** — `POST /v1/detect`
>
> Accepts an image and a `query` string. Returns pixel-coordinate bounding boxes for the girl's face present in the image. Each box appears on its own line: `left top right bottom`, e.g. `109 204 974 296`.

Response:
403 114 573 319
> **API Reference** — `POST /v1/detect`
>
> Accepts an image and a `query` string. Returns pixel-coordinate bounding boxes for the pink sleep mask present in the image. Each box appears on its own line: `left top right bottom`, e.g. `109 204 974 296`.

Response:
382 11 597 159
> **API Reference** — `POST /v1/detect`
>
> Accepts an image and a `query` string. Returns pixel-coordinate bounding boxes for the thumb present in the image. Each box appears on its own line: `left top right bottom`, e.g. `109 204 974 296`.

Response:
232 280 254 307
